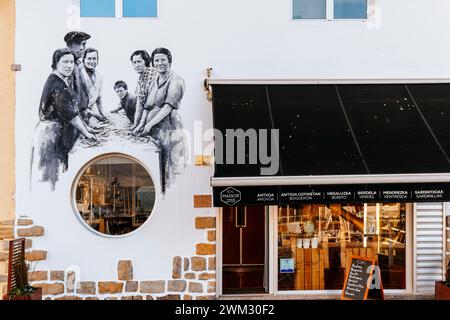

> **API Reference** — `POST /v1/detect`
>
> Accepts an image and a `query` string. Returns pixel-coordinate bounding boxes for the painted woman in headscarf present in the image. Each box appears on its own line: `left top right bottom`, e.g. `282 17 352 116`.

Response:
32 48 97 189
129 50 157 132
132 47 186 194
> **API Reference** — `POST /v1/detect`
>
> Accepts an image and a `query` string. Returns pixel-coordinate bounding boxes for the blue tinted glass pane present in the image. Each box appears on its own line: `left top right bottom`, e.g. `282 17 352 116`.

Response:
293 0 326 19
334 0 367 19
123 0 157 17
80 0 115 17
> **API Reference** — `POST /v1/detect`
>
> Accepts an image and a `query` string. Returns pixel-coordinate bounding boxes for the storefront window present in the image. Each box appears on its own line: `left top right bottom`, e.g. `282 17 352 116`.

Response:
74 156 155 236
278 203 407 291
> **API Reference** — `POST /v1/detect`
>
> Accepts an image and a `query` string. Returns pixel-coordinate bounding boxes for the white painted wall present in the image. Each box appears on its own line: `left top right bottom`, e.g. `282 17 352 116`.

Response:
14 0 450 283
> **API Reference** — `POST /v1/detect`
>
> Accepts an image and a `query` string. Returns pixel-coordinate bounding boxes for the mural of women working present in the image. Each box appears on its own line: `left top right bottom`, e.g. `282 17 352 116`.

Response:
32 48 97 189
31 31 186 194
131 48 187 194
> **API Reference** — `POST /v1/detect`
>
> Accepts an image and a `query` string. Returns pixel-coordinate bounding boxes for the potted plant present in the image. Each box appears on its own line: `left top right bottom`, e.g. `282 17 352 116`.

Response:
3 253 42 300
435 258 450 300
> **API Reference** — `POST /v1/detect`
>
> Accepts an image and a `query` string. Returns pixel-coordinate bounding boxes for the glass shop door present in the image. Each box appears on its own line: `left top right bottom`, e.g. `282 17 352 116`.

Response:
222 206 269 294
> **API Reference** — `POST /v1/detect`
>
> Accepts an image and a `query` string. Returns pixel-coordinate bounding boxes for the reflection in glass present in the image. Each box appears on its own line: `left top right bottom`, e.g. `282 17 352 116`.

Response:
278 203 406 291
80 0 115 17
123 0 157 17
334 0 367 19
293 0 326 19
75 156 155 236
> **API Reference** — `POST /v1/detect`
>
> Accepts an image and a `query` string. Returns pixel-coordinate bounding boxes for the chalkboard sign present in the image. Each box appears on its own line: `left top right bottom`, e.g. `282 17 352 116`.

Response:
341 256 384 300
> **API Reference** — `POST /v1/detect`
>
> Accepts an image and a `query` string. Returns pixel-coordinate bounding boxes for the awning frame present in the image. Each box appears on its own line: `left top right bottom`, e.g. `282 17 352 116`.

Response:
211 173 450 187
210 78 450 188
208 78 450 85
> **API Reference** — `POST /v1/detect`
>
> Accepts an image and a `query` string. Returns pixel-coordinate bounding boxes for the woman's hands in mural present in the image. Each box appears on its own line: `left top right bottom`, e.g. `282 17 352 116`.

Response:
84 131 97 142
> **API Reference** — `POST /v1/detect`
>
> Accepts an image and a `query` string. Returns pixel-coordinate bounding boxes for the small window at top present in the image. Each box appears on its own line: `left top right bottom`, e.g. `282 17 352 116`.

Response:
292 0 368 20
292 0 326 19
80 0 116 17
334 0 368 19
123 0 158 17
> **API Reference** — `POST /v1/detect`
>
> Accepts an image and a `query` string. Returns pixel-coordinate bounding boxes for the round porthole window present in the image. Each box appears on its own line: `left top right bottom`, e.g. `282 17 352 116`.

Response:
74 155 156 236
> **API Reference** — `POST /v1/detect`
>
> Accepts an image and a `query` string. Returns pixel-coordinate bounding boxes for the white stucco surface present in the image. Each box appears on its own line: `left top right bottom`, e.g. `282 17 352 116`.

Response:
14 0 450 281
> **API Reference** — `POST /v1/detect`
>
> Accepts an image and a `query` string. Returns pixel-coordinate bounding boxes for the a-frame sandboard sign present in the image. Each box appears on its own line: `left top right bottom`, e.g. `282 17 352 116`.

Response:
340 256 384 300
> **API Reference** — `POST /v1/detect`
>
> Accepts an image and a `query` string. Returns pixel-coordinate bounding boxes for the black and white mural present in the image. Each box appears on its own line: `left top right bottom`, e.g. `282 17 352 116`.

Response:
31 31 186 194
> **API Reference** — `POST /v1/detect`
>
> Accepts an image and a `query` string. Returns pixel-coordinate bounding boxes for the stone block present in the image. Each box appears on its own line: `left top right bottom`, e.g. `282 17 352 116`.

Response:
50 271 65 281
145 295 154 300
104 297 118 300
188 282 203 293
184 257 190 271
17 226 44 237
118 260 133 281
172 256 181 279
184 273 196 280
25 239 32 250
122 295 143 300
76 281 96 295
157 294 181 300
198 273 215 280
193 195 212 208
98 282 124 294
17 219 33 226
207 281 216 293
168 280 187 292
34 283 65 295
28 271 48 282
67 271 76 293
196 243 215 255
140 281 165 294
125 281 138 292
207 230 216 242
196 295 215 300
208 257 216 271
183 294 193 300
85 297 100 300
195 217 216 229
191 257 206 271
55 296 83 300
25 250 47 261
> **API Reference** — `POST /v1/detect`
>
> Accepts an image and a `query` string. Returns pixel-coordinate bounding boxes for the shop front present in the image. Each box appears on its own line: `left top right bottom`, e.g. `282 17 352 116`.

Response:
210 80 450 297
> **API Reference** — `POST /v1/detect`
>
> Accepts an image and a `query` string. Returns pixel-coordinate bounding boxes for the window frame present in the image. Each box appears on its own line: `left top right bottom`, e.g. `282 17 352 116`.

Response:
273 203 413 295
80 0 116 18
76 0 159 19
291 0 371 22
71 153 159 239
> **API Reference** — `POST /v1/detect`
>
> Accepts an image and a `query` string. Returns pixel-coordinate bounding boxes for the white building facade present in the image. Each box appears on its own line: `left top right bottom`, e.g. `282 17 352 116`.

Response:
7 0 450 299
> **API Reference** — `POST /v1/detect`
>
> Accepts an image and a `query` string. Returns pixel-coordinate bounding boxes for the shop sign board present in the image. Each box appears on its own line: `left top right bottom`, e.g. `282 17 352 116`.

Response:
213 184 450 206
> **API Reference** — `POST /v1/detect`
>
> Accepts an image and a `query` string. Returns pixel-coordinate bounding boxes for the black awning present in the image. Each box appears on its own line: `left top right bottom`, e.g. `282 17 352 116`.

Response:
211 82 450 206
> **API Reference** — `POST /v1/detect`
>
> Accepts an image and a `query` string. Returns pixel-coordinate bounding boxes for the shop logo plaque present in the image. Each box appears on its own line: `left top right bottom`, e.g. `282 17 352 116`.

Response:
220 187 241 205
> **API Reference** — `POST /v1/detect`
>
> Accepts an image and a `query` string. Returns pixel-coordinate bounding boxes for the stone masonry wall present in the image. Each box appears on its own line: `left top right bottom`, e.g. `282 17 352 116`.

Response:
2 214 217 300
